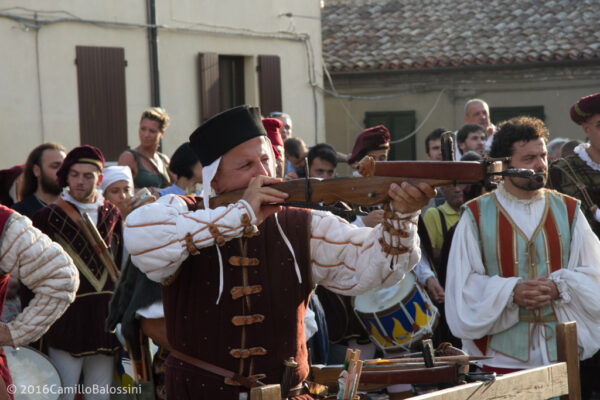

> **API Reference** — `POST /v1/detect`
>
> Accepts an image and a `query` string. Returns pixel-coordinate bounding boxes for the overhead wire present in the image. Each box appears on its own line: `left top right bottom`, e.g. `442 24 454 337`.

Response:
321 55 447 144
2 7 448 146
0 8 322 140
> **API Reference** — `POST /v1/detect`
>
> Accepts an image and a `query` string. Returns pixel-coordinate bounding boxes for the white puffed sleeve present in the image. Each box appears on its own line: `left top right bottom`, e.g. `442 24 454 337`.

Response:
124 195 256 283
1 213 79 346
310 208 421 295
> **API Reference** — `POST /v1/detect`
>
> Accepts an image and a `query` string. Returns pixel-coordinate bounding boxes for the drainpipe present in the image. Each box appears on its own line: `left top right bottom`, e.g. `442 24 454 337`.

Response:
147 0 160 106
146 0 161 150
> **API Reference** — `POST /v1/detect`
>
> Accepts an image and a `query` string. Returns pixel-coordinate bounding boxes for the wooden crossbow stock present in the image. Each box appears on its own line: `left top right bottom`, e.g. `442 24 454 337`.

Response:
208 156 541 209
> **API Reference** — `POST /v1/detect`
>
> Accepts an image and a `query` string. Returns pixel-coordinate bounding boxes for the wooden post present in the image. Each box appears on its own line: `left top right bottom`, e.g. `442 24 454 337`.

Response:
557 321 581 400
249 384 281 400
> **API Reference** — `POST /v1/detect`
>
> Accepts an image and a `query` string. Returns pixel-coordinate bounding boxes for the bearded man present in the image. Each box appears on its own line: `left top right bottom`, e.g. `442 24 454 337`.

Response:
33 145 122 400
445 116 600 374
12 143 66 218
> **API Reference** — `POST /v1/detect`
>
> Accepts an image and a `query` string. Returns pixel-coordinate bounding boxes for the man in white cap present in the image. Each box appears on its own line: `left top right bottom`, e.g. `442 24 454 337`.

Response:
124 105 435 399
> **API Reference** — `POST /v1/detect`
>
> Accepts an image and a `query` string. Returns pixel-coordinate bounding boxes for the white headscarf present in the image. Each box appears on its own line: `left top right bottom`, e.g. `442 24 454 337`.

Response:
99 166 134 196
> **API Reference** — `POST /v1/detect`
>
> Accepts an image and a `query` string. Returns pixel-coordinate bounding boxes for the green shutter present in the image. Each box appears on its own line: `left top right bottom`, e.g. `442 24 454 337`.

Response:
364 111 416 161
490 106 545 125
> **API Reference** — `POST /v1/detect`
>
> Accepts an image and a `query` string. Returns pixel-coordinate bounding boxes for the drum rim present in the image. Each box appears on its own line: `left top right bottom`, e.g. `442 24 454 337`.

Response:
352 271 418 315
353 285 418 318
2 345 63 387
351 274 441 353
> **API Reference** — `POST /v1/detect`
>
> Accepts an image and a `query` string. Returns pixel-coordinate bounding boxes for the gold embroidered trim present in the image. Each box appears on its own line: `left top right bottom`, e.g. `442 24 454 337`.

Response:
379 203 412 256
231 314 265 326
382 220 410 237
230 285 263 300
54 235 108 292
229 347 268 359
379 238 410 255
184 232 200 255
207 224 226 246
224 374 265 387
228 256 259 267
241 213 260 237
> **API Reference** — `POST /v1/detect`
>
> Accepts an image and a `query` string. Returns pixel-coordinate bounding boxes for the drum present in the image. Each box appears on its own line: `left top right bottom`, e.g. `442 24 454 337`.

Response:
353 272 439 353
2 346 61 400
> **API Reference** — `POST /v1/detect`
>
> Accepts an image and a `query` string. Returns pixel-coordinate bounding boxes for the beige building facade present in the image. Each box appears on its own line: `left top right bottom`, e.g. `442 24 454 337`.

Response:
0 0 325 166
325 65 600 163
321 0 600 169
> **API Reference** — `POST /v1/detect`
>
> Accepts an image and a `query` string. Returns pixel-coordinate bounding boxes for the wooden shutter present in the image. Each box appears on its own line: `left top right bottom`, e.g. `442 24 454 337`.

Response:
257 55 282 116
76 46 128 161
198 52 221 122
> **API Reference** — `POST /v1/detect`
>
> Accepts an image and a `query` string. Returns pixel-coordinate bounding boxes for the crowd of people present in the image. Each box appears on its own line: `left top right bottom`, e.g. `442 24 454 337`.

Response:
0 93 598 399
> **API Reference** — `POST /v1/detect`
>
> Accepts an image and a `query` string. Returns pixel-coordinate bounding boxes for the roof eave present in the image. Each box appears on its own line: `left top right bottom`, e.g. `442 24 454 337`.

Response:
326 58 600 76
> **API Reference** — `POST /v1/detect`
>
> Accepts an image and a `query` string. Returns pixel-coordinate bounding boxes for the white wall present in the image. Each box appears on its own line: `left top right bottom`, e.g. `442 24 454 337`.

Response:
0 0 324 166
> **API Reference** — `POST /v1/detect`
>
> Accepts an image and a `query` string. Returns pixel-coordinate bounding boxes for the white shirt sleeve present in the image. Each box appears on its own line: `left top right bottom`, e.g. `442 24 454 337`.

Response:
310 209 421 296
304 306 318 341
444 215 520 340
549 210 600 359
124 195 256 283
1 213 79 346
413 252 436 286
351 216 365 228
125 195 422 298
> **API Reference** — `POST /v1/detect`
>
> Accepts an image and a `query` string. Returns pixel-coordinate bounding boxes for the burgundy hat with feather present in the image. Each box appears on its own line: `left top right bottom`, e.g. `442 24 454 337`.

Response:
347 125 391 164
570 92 600 125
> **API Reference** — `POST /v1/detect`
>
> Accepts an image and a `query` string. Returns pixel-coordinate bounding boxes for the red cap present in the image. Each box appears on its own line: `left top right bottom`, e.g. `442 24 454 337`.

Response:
262 118 284 159
347 125 391 164
570 92 600 125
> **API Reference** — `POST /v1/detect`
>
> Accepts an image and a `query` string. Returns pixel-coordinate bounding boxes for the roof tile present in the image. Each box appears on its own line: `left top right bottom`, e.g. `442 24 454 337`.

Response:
322 0 600 71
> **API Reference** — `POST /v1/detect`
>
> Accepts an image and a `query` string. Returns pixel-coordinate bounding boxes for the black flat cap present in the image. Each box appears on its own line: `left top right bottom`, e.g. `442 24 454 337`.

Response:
189 105 266 165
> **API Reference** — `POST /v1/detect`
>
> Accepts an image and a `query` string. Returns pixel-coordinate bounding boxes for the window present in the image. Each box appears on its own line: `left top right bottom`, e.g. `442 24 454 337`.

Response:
490 106 545 125
219 56 245 111
364 111 416 161
198 53 282 121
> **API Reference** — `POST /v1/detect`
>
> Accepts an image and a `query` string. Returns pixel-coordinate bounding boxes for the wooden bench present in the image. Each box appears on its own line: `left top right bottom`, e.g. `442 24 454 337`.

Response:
250 321 582 400
410 321 581 400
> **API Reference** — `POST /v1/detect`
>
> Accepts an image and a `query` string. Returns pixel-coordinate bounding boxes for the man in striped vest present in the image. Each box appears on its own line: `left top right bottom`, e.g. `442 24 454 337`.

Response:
445 116 600 375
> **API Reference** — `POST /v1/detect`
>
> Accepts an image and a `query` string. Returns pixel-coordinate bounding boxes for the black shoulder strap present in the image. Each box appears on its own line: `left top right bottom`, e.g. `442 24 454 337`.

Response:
437 208 448 238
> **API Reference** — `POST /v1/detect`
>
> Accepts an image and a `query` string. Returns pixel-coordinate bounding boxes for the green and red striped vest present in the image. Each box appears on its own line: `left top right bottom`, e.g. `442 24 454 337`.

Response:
462 190 578 362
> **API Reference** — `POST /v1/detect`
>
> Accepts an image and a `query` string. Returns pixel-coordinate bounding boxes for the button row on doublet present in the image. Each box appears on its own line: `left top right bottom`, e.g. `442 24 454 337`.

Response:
231 314 265 326
230 285 263 300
